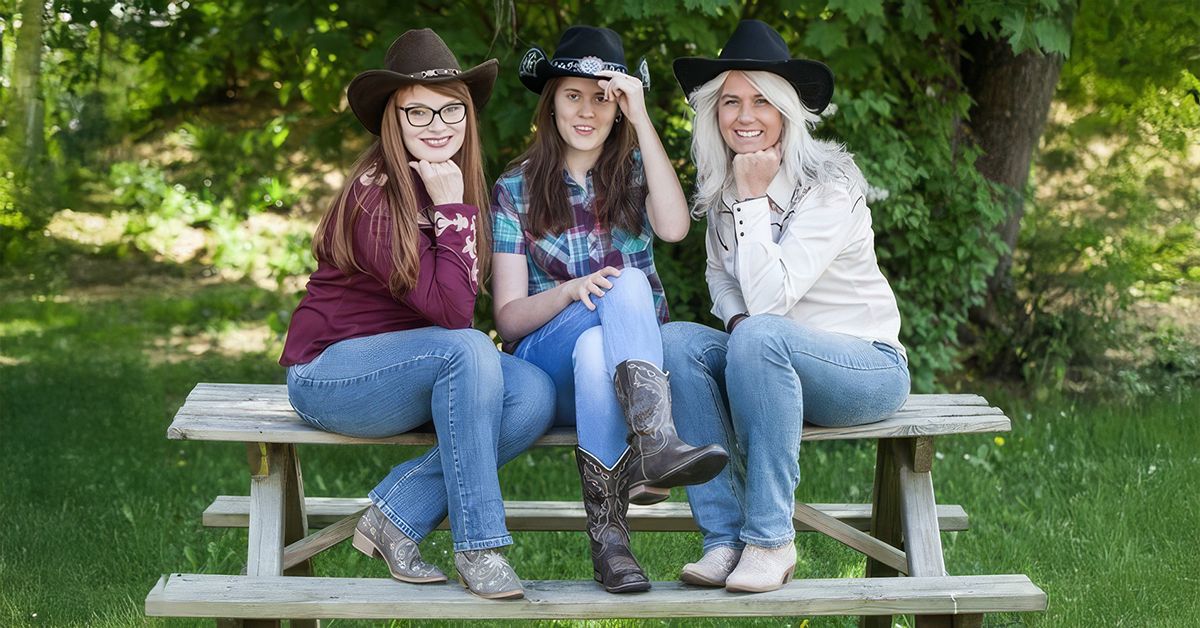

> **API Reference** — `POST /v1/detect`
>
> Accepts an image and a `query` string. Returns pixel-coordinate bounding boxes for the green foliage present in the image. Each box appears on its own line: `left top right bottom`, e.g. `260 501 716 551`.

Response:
25 0 1187 391
999 0 1200 391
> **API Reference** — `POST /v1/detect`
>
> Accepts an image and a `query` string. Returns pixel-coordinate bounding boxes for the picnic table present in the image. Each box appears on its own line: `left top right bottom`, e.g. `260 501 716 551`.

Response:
145 383 1046 626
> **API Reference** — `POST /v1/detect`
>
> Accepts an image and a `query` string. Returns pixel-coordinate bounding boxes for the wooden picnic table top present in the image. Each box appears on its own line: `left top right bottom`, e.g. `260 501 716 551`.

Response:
167 383 1011 445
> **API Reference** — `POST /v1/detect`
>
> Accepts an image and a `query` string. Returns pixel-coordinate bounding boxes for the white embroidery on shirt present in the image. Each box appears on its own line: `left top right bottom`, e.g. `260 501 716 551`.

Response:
431 210 469 235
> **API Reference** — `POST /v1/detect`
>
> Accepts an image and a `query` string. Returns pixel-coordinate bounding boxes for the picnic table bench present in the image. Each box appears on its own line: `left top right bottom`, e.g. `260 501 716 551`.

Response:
146 383 1047 626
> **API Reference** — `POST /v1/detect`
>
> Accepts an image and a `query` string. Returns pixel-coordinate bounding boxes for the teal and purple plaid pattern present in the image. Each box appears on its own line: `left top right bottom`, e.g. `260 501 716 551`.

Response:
491 152 669 323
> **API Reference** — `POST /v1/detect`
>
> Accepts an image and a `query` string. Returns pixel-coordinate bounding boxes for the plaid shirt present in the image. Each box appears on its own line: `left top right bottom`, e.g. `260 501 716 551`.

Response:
491 151 669 323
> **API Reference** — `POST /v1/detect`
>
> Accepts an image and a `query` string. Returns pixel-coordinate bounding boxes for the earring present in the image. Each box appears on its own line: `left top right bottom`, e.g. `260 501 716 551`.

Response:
615 113 623 123
550 110 555 117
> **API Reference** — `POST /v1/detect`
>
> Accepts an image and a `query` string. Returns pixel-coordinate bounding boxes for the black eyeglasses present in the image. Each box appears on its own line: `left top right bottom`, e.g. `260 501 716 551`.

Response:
400 103 467 127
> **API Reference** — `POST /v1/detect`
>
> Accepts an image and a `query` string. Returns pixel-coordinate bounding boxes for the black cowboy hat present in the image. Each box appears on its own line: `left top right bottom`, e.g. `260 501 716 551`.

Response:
347 29 498 135
518 25 649 94
673 20 834 113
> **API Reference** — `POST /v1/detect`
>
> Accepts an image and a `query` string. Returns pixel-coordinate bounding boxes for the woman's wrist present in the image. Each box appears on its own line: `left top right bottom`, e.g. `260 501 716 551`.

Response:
726 312 749 333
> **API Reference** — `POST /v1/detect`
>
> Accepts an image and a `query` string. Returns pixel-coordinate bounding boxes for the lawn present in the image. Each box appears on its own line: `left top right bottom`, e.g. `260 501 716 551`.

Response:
1 250 1196 627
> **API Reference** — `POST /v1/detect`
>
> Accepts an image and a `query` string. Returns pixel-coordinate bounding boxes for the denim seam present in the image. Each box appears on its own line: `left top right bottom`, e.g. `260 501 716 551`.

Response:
370 493 428 544
698 343 745 517
289 353 452 386
740 531 796 549
453 534 513 552
376 448 443 533
790 348 910 372
702 539 746 553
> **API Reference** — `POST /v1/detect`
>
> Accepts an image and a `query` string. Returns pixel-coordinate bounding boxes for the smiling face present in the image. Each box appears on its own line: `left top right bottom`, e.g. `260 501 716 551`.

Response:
395 84 467 163
552 77 619 157
717 71 784 154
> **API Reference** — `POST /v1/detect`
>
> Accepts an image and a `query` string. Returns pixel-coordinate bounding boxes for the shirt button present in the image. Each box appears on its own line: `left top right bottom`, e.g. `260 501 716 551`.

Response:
740 232 745 237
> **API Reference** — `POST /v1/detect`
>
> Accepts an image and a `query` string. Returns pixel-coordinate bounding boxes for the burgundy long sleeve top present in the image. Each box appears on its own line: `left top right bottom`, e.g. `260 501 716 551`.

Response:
279 170 480 367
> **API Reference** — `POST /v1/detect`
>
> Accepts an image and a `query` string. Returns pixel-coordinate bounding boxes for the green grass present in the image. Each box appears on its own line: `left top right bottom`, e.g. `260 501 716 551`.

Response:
2 259 1198 627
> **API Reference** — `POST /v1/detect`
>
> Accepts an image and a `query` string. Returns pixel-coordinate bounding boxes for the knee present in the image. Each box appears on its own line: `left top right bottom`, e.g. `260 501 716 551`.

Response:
604 266 650 300
662 322 726 374
441 328 502 371
727 314 792 362
571 326 605 371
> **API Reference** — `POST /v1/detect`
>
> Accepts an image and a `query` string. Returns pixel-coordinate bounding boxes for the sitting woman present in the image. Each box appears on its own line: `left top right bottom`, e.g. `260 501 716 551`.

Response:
490 26 728 593
663 20 911 593
279 29 555 600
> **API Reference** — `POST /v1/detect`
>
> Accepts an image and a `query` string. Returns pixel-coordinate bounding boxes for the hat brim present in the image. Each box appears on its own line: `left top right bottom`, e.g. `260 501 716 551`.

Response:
347 59 498 136
518 48 648 94
672 57 833 113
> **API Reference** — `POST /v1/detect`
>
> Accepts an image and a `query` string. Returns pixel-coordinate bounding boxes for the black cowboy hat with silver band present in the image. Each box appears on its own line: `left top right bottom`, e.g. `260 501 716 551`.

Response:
347 28 498 135
673 20 834 113
519 25 649 94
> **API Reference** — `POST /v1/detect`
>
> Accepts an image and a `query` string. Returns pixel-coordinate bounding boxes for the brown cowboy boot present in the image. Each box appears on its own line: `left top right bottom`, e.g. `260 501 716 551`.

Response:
575 447 651 593
614 359 728 505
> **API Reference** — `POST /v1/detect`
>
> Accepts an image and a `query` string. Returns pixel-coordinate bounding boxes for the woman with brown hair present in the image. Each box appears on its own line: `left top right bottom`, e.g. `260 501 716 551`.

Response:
490 26 728 594
280 29 555 600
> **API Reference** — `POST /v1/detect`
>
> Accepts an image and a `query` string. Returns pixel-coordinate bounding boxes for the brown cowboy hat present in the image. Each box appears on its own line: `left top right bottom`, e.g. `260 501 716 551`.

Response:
347 29 498 135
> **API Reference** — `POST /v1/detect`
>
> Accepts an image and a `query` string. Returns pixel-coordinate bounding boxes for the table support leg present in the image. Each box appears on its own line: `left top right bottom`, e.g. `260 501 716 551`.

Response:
861 438 902 628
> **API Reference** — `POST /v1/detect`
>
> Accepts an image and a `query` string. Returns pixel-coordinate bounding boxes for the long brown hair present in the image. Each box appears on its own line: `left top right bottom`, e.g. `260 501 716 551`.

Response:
509 77 646 238
314 81 491 297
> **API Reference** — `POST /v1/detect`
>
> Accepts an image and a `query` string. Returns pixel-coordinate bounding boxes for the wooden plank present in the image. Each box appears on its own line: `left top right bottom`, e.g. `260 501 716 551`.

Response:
792 503 907 575
862 438 903 628
204 497 970 534
145 573 1047 619
282 508 367 572
913 436 935 474
893 440 947 577
169 412 1010 446
246 444 288 578
281 445 318 628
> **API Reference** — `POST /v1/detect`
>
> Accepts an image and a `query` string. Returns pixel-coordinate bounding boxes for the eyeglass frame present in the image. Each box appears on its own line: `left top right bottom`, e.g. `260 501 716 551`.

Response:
398 102 468 127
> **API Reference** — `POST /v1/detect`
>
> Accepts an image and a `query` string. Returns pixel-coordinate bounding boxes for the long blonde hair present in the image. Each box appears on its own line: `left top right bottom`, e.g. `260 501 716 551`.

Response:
687 70 866 218
314 81 491 297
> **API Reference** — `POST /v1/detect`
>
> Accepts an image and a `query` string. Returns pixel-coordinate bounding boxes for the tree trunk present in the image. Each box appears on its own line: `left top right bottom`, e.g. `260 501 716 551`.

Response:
962 32 1064 326
11 0 45 170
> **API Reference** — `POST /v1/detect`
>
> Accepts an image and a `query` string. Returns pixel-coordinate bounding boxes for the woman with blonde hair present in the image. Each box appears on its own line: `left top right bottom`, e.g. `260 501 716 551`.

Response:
662 20 911 593
280 29 555 600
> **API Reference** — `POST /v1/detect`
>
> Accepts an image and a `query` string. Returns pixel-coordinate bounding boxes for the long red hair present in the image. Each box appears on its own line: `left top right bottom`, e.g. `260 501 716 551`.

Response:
314 81 491 297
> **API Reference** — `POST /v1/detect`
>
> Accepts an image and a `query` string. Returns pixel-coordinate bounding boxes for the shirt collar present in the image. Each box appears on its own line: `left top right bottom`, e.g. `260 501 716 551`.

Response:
722 169 796 212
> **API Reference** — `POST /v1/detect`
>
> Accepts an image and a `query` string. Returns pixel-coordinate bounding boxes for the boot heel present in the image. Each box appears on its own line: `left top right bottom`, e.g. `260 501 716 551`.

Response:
351 529 380 558
629 484 670 505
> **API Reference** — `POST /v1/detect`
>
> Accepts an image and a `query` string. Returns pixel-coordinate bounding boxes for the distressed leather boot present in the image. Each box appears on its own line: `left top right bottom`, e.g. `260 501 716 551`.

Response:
614 359 728 505
575 447 651 593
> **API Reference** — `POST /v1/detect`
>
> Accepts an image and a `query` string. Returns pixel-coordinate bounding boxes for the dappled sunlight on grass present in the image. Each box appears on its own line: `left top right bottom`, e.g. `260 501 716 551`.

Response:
147 321 278 365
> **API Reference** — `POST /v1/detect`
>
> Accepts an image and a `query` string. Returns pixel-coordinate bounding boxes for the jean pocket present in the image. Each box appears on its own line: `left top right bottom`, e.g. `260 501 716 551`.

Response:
872 341 903 366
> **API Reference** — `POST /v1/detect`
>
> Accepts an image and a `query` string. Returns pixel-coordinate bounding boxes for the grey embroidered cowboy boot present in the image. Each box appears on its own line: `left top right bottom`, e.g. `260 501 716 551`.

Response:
454 548 524 599
614 359 728 505
351 505 447 583
575 447 651 593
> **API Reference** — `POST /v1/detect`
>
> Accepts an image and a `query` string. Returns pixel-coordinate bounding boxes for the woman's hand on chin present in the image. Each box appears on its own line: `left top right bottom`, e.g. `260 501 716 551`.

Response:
732 144 781 201
409 159 464 205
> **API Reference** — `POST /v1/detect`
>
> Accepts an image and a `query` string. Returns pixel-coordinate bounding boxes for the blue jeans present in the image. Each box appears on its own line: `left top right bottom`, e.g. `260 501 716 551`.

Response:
661 316 910 550
514 267 663 468
286 327 556 552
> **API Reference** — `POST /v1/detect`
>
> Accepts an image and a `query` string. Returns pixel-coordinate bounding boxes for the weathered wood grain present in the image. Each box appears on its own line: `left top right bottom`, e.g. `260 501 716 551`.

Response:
203 497 970 533
862 438 903 628
793 503 908 574
246 444 288 578
145 573 1047 619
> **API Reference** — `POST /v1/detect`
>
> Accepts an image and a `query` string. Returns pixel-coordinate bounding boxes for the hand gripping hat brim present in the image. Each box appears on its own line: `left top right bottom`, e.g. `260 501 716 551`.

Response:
347 29 498 136
518 25 650 94
673 20 833 113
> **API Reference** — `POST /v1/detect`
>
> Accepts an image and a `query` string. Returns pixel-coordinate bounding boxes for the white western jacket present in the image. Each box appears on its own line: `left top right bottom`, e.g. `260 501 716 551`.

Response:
705 170 906 357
